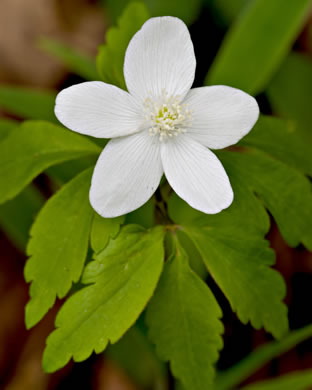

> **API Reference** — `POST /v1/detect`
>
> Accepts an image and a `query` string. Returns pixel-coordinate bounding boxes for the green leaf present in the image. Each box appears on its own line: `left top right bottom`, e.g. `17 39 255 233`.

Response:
168 172 270 281
90 213 125 253
24 168 94 328
219 150 312 249
43 225 164 373
146 239 224 389
206 0 311 95
39 38 98 81
104 0 130 23
0 185 44 251
96 1 150 89
241 370 312 390
239 115 312 176
169 150 299 337
0 120 100 204
168 167 270 237
0 118 18 142
183 223 288 339
215 324 312 390
45 157 96 186
209 0 250 25
145 0 201 25
176 230 207 280
0 86 57 121
105 0 199 26
125 198 155 229
266 52 312 142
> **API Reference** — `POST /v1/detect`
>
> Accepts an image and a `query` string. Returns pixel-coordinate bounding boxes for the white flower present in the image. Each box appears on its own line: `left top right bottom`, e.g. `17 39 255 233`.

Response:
55 16 259 218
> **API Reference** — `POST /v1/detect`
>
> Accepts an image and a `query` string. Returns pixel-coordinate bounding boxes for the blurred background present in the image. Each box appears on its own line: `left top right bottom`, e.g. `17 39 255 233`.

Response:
0 0 312 389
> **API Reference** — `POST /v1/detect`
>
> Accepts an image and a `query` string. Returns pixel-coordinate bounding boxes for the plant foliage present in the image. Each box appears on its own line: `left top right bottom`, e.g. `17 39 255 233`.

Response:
0 1 311 388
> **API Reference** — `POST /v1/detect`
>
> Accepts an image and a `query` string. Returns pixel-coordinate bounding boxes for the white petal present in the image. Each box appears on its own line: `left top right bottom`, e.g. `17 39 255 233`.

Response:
184 86 259 149
55 81 144 138
161 135 233 214
90 132 163 217
124 17 196 103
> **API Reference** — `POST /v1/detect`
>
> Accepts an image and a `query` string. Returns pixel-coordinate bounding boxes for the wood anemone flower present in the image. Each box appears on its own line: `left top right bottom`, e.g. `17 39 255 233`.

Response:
55 16 259 218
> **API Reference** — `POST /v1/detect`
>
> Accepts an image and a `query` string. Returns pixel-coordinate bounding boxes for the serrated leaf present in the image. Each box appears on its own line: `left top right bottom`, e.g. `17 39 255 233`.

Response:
146 244 223 390
24 168 94 328
146 240 223 390
183 223 288 339
219 150 312 249
0 120 100 204
0 118 18 142
168 176 269 282
239 115 312 176
43 225 164 373
90 213 125 253
96 2 150 89
39 38 98 81
215 324 312 390
0 185 44 251
241 371 312 390
168 167 270 237
168 150 294 337
0 86 57 121
266 52 312 142
206 0 311 95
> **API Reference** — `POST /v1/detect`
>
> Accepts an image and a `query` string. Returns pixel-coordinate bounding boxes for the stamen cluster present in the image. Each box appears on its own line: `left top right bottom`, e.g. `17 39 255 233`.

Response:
144 90 192 141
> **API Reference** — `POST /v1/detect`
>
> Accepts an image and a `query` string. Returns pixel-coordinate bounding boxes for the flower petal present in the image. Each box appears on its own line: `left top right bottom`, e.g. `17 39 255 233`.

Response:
161 135 233 214
55 81 144 138
184 86 259 149
124 17 196 103
90 132 163 217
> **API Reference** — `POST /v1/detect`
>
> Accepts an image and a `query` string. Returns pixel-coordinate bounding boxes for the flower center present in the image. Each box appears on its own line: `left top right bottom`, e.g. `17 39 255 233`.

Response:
144 90 192 141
